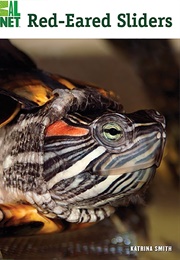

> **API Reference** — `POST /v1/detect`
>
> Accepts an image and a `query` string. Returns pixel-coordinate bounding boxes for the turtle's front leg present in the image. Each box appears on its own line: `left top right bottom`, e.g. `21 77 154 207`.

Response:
0 203 64 236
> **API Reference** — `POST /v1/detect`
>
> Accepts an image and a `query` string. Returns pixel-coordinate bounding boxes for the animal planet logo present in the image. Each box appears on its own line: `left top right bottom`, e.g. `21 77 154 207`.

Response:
0 0 20 27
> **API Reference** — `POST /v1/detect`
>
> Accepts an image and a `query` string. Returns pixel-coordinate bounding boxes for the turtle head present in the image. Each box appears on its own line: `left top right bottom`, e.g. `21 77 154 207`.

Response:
42 88 166 222
92 109 166 174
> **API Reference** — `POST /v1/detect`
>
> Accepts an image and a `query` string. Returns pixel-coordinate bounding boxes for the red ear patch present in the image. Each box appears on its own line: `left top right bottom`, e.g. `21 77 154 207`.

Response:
45 120 89 137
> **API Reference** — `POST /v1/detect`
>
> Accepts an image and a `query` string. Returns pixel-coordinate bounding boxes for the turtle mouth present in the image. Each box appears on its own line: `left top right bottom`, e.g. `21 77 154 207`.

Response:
145 109 166 168
97 163 156 177
97 148 165 177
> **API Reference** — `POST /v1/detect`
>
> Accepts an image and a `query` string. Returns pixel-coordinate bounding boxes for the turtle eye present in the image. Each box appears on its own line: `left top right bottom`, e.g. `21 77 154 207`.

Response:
92 114 128 151
102 123 123 141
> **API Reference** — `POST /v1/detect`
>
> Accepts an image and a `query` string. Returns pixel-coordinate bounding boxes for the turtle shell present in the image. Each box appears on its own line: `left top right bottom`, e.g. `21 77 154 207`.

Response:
0 40 119 128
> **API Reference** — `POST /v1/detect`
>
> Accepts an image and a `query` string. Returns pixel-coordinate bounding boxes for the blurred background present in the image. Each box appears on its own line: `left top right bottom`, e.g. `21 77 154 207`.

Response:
0 39 179 259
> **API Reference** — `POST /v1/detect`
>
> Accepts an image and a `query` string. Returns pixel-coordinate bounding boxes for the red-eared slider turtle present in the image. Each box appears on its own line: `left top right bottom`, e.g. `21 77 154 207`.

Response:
0 40 166 236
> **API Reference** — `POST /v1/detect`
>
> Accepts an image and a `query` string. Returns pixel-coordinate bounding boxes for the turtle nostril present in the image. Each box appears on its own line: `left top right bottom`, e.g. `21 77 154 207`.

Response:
145 109 166 129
